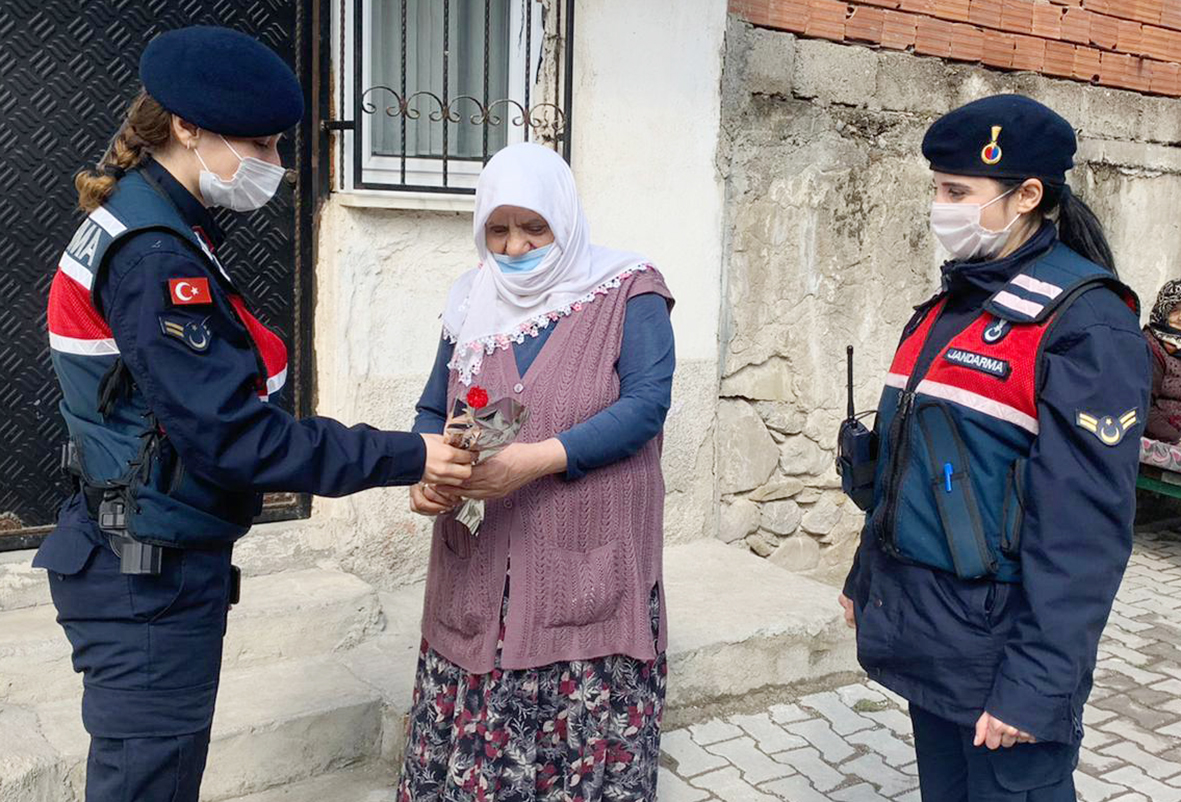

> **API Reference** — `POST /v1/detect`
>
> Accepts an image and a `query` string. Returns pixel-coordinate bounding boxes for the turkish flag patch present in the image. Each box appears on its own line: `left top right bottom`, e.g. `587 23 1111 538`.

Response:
168 278 213 306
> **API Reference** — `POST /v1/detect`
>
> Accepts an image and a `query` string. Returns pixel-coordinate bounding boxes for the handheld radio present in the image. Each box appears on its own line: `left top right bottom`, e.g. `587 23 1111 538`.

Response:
836 345 878 511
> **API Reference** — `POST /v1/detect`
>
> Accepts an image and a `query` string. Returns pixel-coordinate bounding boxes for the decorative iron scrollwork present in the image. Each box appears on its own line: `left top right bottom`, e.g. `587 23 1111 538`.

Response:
359 86 567 140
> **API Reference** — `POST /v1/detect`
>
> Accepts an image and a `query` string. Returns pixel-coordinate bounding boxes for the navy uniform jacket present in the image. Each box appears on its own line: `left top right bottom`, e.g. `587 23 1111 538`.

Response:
844 224 1151 746
38 159 425 560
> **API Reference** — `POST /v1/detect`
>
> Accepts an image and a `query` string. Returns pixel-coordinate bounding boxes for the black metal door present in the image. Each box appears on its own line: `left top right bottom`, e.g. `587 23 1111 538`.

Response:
0 1 315 549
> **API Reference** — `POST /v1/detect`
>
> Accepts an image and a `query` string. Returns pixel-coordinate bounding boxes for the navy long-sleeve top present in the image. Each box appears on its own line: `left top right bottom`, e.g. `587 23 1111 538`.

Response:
413 293 675 480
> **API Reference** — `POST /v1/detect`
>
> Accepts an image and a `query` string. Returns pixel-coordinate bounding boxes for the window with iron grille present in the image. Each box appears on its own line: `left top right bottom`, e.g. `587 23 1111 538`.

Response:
332 0 574 195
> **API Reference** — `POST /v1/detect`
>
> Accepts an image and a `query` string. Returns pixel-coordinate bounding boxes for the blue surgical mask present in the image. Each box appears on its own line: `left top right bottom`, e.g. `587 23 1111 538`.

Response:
492 244 554 274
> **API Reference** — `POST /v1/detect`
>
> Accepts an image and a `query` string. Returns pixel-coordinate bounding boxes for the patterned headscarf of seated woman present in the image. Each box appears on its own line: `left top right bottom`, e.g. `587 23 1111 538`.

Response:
442 142 651 385
1150 279 1181 351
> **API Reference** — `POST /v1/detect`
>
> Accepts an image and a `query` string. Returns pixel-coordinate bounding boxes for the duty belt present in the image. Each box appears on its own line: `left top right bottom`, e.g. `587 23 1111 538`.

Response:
62 441 164 576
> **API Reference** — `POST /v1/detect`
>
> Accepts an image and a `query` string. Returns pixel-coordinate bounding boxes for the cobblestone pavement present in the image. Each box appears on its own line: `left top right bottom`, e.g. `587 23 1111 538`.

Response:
658 530 1181 802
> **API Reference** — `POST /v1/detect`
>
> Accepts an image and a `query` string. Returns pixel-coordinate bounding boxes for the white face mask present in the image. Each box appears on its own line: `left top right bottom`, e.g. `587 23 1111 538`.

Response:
193 135 286 212
930 187 1022 261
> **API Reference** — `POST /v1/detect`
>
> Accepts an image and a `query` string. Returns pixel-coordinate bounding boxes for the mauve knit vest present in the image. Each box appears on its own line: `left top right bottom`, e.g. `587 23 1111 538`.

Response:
421 268 673 673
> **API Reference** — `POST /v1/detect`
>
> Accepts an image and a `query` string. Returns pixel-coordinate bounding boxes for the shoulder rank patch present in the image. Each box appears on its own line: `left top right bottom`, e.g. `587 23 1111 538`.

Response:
1076 409 1139 447
168 277 213 306
159 315 212 353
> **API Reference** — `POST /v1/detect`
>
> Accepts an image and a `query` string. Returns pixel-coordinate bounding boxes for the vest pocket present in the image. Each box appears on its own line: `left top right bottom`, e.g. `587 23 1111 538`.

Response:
1000 459 1027 558
917 402 997 580
544 541 623 628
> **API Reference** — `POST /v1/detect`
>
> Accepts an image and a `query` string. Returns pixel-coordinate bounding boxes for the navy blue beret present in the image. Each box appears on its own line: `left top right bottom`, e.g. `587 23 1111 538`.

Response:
922 94 1076 186
140 26 304 138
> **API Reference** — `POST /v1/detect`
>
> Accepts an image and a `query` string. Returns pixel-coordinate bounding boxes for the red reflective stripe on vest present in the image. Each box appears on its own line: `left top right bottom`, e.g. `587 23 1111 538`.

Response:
47 269 113 342
227 295 288 398
888 298 947 380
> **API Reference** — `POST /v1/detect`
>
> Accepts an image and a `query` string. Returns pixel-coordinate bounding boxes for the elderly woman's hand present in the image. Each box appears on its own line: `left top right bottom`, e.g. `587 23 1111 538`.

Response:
461 440 568 500
409 483 462 516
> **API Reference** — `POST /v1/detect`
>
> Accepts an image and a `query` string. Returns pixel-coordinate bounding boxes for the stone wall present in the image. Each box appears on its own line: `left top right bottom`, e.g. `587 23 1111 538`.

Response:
717 18 1181 582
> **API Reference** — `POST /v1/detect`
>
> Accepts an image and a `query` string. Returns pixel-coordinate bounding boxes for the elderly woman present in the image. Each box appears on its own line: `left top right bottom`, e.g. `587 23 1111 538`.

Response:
399 142 676 802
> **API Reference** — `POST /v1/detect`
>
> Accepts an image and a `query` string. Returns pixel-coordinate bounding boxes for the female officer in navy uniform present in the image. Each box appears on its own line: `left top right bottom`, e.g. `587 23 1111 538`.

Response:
33 26 474 801
839 95 1151 800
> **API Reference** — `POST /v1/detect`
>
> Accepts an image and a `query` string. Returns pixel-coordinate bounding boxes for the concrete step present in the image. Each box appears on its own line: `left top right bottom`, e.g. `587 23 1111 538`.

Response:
0 519 333 615
0 567 382 706
662 540 856 711
10 653 384 802
223 764 397 802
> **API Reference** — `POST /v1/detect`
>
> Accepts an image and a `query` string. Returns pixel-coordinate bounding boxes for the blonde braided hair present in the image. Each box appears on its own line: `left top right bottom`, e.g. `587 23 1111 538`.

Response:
75 91 173 212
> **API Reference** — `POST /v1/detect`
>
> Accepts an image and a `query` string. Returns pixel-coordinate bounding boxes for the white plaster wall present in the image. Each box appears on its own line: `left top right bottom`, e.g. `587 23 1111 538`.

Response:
312 2 731 589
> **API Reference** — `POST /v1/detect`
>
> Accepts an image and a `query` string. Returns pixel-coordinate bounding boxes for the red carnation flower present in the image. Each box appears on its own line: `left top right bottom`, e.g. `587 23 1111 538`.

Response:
466 386 490 409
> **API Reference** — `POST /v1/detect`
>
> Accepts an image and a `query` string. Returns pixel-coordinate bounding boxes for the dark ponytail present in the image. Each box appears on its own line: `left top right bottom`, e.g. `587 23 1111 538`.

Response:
998 178 1117 276
1054 185 1116 275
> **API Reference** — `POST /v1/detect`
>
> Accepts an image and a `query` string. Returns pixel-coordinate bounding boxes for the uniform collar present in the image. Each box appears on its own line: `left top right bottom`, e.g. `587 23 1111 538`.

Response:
940 222 1057 298
141 157 225 252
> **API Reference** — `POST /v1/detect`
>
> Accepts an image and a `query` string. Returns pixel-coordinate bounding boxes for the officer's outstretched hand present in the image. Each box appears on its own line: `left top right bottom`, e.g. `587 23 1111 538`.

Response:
420 434 476 487
838 593 856 629
974 712 1036 750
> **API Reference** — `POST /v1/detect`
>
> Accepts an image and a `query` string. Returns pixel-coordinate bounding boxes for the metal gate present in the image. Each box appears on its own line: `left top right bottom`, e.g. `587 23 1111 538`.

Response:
0 1 316 549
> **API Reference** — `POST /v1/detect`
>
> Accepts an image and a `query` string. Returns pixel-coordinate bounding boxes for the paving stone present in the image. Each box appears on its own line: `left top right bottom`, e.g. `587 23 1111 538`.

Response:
1101 659 1170 686
761 775 831 802
659 768 712 802
1080 746 1125 775
847 728 915 767
664 730 730 777
1154 679 1181 697
767 704 811 726
894 791 922 802
1099 741 1181 780
1107 613 1154 633
1074 770 1129 802
841 754 918 798
1105 644 1154 667
706 737 795 784
799 691 875 735
771 746 845 793
689 767 779 802
835 684 888 709
691 720 746 746
783 718 856 764
866 682 908 709
1103 626 1153 651
728 713 808 754
1101 767 1181 802
831 782 891 801
1100 718 1175 754
862 709 913 737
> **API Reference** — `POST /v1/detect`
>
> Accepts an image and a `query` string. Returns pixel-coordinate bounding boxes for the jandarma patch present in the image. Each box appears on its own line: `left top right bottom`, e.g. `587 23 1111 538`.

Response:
944 348 1011 379
159 315 211 353
1076 410 1139 447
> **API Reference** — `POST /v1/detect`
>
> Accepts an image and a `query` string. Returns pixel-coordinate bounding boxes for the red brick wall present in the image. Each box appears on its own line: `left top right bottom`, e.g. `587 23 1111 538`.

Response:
729 0 1181 95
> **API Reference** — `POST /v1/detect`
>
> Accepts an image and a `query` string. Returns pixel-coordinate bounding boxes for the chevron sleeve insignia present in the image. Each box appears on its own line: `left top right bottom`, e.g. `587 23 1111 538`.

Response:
1076 409 1139 447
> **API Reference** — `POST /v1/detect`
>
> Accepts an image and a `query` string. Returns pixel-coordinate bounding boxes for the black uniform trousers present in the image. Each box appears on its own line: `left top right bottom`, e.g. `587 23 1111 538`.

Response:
42 524 232 802
911 705 1078 802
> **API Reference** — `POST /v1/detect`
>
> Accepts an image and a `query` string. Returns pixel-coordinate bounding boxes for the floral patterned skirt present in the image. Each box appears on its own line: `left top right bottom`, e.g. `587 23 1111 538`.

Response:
397 583 667 802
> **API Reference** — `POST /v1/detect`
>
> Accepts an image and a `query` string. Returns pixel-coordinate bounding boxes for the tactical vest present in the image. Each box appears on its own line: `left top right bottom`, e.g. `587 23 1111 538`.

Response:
868 244 1137 583
46 170 288 549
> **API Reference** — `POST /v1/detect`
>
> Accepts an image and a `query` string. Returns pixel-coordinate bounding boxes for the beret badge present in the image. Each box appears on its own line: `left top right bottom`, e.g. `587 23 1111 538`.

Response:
981 125 1003 166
